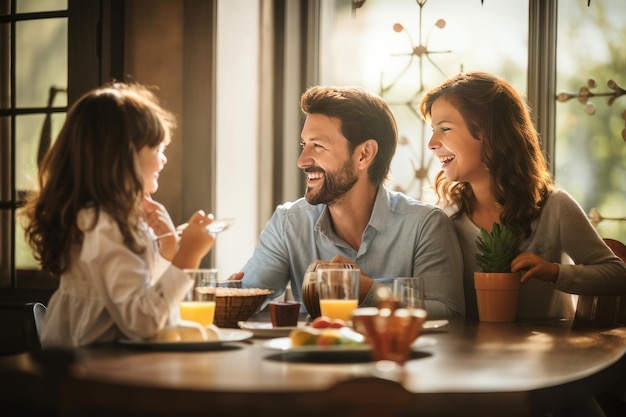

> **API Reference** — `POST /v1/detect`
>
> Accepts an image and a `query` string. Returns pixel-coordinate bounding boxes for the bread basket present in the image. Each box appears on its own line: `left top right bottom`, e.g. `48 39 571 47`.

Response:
214 287 273 328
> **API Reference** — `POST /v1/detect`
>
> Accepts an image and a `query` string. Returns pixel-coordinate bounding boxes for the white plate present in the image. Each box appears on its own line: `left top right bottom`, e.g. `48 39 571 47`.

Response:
423 319 449 330
262 336 436 353
262 337 370 353
237 321 309 338
119 329 253 351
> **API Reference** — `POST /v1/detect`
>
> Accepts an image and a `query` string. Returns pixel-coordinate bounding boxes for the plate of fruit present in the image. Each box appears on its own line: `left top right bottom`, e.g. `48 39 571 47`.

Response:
262 315 369 352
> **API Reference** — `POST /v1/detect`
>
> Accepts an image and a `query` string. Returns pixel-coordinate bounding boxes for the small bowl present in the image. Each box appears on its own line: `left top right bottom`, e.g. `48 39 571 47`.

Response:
269 301 301 327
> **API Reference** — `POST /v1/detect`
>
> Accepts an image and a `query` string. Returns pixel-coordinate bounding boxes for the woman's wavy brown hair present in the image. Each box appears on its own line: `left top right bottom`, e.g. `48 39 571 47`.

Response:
20 82 175 275
419 71 554 239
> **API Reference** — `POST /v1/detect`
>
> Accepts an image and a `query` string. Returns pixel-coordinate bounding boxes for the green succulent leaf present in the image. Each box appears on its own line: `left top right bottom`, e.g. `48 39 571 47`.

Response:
475 223 521 273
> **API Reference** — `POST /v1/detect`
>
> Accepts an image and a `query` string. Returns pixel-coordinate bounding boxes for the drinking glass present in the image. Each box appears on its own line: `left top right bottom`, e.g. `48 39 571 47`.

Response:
180 269 218 327
352 306 427 365
392 277 425 310
352 277 427 365
302 261 354 319
317 268 360 322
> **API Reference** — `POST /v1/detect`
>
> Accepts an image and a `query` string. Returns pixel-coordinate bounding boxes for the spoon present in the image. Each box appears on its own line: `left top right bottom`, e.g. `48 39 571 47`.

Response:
155 218 235 240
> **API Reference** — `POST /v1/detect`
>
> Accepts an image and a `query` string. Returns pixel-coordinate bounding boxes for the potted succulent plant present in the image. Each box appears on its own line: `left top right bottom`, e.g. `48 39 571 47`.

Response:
474 223 521 322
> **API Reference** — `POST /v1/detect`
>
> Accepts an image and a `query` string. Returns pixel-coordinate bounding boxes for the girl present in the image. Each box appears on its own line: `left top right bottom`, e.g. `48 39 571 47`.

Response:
420 71 626 319
21 82 215 347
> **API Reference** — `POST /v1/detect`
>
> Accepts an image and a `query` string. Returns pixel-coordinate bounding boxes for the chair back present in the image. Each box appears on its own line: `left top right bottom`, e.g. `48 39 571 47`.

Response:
575 239 626 327
24 302 47 352
605 238 626 262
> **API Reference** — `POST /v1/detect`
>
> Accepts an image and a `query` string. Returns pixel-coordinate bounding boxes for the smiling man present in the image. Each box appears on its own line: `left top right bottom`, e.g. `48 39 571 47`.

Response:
239 86 465 319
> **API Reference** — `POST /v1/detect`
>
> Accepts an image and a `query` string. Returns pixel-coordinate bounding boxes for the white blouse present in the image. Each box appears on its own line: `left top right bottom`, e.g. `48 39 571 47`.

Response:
40 208 193 348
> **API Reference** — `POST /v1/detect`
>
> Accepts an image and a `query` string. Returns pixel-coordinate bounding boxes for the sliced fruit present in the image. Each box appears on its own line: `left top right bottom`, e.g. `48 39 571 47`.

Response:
289 329 317 346
316 332 342 346
311 316 332 329
337 327 366 345
328 319 347 328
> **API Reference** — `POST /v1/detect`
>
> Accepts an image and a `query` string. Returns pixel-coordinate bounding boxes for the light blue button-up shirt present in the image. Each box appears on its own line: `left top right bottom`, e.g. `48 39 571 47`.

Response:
241 186 465 319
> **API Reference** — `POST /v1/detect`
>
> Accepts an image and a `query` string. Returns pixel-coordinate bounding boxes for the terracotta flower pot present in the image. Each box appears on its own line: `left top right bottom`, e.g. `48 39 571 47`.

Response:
474 272 521 322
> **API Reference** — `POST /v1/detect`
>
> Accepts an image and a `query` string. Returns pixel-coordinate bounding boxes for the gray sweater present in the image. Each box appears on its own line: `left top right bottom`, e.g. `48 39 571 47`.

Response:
450 188 626 319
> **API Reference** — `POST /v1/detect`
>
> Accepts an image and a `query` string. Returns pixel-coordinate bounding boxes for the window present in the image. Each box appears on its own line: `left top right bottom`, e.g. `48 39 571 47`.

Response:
317 0 528 202
555 0 626 241
0 0 122 295
316 0 626 242
0 0 69 290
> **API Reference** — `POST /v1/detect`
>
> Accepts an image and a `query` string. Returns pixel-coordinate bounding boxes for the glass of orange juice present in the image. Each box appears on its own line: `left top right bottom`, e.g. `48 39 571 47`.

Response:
317 268 360 322
180 269 217 327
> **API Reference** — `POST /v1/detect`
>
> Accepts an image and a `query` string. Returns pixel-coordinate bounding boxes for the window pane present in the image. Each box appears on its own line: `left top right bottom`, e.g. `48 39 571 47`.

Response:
0 208 11 281
319 0 528 201
15 113 65 192
15 216 38 269
0 116 9 200
0 23 9 109
555 0 626 242
16 0 67 14
16 18 68 108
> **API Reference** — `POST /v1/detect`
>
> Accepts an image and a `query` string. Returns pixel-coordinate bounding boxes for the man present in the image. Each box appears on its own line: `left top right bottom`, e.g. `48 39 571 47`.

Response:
240 86 464 319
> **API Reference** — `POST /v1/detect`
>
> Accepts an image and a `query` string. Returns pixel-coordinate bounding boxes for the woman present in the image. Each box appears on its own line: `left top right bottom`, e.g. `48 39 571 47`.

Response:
419 71 626 319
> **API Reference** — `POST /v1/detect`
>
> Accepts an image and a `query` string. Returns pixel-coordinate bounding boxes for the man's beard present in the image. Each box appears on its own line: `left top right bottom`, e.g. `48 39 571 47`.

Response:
304 159 358 206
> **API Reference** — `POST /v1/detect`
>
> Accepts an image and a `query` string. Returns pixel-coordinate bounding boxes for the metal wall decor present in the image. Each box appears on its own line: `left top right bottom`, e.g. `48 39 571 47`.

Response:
375 0 457 199
556 79 626 141
588 208 626 227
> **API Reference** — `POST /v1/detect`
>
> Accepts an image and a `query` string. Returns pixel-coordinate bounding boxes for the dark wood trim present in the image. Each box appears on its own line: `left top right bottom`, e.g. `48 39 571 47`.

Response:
100 0 125 84
68 0 101 104
272 0 286 207
0 288 55 305
68 0 125 105
182 0 217 267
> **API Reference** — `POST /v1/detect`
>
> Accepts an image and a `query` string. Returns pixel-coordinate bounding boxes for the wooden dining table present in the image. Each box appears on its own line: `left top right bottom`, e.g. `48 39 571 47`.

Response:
2 315 626 417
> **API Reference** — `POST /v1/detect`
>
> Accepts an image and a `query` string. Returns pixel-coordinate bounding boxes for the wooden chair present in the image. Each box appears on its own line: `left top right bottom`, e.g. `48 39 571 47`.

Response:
0 302 55 416
589 242 626 417
575 238 626 327
0 301 46 356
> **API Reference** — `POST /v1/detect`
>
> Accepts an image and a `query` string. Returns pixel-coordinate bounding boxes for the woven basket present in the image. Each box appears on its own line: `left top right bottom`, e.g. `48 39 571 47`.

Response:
214 288 272 328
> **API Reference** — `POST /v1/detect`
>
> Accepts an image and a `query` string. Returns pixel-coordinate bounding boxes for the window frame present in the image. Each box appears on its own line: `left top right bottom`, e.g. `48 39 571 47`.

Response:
0 0 123 298
527 0 558 173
